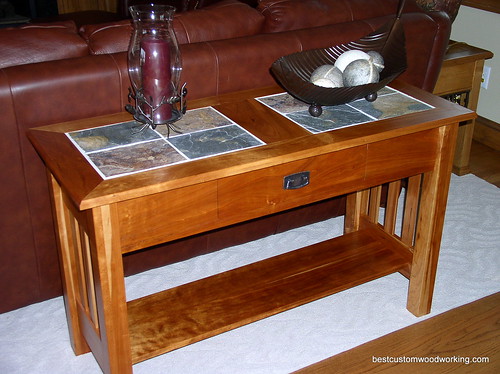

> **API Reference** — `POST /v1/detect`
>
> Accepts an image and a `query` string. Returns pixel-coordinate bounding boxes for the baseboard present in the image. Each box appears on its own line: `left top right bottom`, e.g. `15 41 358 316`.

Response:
473 116 500 151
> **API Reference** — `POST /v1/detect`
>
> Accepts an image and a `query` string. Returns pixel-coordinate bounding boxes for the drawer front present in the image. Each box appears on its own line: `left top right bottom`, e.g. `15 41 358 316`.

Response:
218 146 366 222
118 181 218 253
365 129 439 186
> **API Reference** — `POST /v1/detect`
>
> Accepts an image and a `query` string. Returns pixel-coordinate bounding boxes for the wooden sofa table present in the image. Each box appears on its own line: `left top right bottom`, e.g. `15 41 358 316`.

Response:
28 81 474 374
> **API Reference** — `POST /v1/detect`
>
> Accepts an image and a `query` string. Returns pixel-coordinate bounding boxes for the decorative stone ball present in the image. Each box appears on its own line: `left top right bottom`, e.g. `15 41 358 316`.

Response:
312 78 336 88
334 50 370 72
343 59 380 87
310 65 343 88
367 51 385 72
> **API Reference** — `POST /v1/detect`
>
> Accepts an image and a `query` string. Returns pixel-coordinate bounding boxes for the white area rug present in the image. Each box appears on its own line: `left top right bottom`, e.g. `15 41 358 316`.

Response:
1 174 499 374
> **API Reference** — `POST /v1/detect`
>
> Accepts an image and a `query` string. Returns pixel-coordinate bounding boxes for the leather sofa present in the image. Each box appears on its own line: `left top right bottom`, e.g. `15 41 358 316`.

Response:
0 0 451 313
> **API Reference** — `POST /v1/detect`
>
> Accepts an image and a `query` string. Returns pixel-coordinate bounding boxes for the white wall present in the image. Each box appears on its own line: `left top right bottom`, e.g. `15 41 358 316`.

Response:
451 6 500 122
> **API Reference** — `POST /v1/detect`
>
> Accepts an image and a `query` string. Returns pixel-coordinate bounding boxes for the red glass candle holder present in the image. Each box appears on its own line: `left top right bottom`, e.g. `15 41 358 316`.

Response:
127 4 187 132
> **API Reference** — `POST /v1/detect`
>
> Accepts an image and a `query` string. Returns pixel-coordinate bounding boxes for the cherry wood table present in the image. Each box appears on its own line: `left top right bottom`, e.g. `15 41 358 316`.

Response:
28 81 474 374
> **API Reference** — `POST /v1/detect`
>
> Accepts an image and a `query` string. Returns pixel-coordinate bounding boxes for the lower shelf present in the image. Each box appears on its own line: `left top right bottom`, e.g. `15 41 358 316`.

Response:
127 223 412 363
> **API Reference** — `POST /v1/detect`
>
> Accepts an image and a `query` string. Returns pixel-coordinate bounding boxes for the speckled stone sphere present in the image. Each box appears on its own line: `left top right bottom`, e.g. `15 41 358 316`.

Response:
343 59 380 87
310 65 344 88
334 50 370 72
367 51 385 72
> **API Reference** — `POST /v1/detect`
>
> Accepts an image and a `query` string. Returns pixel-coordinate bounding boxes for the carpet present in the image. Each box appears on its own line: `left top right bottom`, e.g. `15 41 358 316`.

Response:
1 174 499 374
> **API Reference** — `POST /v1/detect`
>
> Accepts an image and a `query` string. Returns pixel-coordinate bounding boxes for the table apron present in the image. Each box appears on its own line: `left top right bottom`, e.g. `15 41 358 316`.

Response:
117 128 439 253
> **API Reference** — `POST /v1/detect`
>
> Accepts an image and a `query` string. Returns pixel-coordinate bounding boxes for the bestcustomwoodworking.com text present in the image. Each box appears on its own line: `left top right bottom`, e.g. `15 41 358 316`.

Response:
372 355 490 365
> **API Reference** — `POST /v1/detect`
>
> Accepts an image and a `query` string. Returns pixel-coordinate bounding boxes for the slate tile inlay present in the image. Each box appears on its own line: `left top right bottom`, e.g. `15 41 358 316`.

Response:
156 106 234 136
348 91 432 120
67 107 264 179
288 105 372 133
169 125 264 159
256 86 433 134
88 140 185 178
69 121 161 152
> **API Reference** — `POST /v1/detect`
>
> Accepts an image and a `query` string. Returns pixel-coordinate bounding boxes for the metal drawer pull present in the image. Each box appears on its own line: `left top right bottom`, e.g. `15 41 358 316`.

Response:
283 171 310 190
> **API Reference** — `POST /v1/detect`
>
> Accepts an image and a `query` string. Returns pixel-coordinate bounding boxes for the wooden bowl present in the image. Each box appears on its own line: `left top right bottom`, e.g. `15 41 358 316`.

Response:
271 17 407 116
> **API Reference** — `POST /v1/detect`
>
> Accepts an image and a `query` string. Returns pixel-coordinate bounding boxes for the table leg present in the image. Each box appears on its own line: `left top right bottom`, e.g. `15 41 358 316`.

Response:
453 120 475 175
48 173 90 355
407 124 458 316
49 174 133 373
452 59 484 175
84 204 133 374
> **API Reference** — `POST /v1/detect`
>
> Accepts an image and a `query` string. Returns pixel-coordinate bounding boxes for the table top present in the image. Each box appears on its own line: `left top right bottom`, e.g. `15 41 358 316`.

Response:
443 41 494 66
28 80 474 210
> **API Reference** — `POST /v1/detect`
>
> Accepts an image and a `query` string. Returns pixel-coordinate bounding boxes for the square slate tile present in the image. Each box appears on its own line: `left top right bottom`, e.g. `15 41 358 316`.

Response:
169 124 263 159
156 107 234 137
288 105 372 133
69 121 160 152
88 140 186 178
348 91 433 120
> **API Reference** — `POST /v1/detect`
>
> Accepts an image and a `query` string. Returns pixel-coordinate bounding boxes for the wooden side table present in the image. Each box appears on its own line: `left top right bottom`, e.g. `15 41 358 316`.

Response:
28 82 474 374
433 41 494 175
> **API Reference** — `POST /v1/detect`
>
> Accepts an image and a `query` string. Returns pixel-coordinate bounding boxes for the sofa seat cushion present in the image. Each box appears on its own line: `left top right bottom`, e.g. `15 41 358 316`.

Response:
80 0 265 55
257 0 423 33
0 21 89 69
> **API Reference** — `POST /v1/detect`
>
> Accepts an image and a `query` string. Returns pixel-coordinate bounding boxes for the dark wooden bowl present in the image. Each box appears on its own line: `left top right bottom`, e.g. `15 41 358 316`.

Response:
271 16 407 116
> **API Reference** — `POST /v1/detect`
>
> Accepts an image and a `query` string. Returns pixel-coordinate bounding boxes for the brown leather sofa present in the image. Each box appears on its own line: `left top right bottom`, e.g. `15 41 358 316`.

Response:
0 0 451 313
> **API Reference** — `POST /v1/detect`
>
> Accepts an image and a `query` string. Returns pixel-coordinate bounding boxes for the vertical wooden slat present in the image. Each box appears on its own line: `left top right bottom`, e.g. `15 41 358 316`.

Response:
72 216 88 313
368 185 383 223
81 230 99 331
344 189 369 234
401 175 422 247
384 180 402 235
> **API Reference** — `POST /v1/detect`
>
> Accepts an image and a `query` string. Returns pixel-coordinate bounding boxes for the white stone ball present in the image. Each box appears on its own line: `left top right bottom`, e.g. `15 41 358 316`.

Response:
312 78 337 88
310 65 344 88
334 50 370 72
367 51 385 72
343 59 380 87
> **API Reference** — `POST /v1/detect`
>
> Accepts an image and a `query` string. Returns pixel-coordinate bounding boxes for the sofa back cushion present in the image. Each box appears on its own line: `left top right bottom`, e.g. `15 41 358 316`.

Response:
0 21 89 69
257 0 422 33
80 0 265 55
173 0 264 43
79 19 132 54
